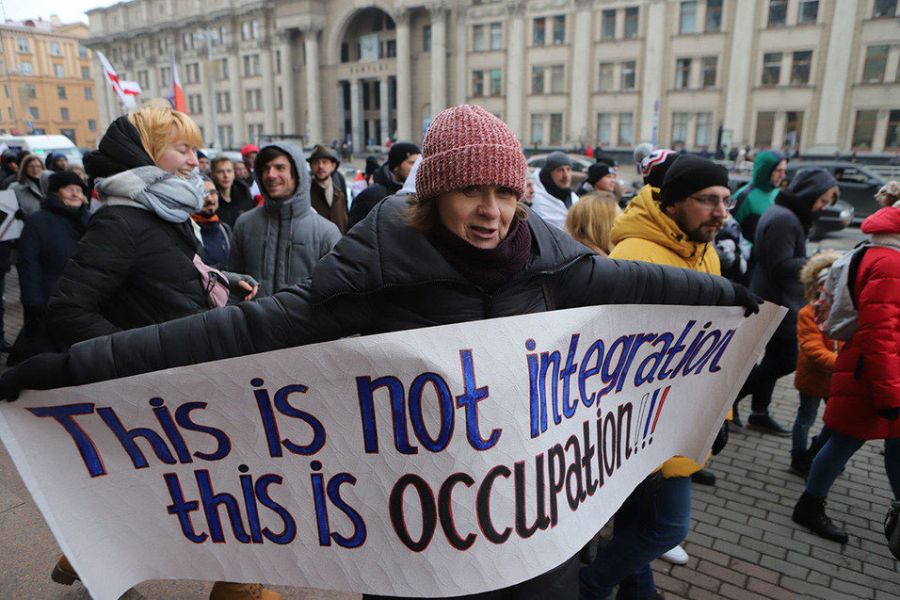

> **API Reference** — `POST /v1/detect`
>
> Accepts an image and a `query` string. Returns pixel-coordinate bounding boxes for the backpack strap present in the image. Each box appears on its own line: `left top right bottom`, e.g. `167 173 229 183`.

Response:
846 246 868 309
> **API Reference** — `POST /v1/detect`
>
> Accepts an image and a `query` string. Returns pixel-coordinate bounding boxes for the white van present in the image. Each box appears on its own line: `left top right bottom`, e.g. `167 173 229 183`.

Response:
0 134 83 166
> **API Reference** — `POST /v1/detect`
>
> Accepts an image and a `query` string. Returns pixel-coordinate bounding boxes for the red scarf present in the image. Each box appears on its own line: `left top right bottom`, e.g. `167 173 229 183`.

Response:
191 213 220 224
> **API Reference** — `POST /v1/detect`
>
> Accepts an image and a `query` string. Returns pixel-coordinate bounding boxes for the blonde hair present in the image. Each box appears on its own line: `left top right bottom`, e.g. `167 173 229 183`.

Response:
799 251 841 303
127 107 202 164
17 153 43 183
566 191 622 255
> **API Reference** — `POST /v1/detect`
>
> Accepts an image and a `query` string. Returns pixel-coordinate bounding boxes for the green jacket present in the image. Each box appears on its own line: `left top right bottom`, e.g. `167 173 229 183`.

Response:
732 150 786 243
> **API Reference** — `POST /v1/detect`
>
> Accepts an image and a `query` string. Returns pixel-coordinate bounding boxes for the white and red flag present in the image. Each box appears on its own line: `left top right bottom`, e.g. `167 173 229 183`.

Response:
96 51 141 109
168 49 188 113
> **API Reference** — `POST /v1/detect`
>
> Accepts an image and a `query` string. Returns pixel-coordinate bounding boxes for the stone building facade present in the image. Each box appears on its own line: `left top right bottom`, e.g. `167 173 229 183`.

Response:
85 0 900 155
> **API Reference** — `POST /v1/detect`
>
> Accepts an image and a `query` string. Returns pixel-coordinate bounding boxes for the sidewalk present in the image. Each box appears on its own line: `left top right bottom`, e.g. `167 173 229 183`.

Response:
0 269 897 599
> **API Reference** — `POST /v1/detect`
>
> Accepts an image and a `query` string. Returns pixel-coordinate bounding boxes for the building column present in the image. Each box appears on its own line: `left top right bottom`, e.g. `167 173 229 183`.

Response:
394 9 412 140
873 110 890 153
199 57 215 146
227 42 244 145
772 112 786 150
350 79 363 152
146 56 160 99
808 0 859 154
721 1 757 146
260 39 277 135
429 2 448 116
505 1 527 139
454 10 467 106
379 77 390 144
302 25 323 145
92 56 112 131
277 30 296 137
568 0 593 145
336 81 346 142
639 0 666 143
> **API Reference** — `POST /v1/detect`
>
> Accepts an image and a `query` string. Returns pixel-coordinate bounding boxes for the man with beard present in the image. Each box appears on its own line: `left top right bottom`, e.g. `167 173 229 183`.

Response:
531 151 579 229
741 168 838 435
581 155 733 599
193 177 232 269
307 144 349 233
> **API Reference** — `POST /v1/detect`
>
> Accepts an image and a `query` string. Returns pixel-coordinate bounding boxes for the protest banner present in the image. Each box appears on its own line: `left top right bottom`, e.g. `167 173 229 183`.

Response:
0 303 784 599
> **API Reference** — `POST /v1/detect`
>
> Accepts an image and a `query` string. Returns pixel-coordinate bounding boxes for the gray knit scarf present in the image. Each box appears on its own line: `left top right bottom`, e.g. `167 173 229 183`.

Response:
95 166 204 223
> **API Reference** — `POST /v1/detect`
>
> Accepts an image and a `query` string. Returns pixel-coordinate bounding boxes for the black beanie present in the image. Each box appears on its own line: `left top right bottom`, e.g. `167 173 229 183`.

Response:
784 168 837 202
586 162 613 185
659 155 730 207
48 170 88 195
365 156 380 177
388 142 421 170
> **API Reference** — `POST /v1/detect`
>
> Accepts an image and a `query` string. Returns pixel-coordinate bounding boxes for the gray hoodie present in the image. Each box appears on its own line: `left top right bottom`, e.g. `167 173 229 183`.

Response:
229 142 340 296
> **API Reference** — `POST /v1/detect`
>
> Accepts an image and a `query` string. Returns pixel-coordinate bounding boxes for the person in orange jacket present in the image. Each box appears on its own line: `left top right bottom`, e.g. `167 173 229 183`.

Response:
790 251 843 477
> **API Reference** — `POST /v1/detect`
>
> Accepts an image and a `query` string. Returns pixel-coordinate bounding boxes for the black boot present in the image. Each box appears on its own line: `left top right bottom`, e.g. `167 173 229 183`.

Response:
748 412 791 436
793 492 848 544
789 451 811 478
731 400 743 429
691 468 717 486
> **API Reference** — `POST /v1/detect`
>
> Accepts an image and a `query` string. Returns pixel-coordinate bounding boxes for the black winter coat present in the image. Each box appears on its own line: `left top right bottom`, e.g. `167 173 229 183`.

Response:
47 205 209 346
216 180 256 228
66 196 738 385
347 163 404 229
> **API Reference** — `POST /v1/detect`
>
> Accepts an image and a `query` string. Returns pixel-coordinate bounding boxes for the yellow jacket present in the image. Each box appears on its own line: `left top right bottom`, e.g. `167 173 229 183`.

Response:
609 184 724 478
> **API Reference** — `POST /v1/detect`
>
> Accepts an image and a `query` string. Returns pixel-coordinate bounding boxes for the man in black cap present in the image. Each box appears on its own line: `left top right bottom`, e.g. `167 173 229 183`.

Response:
348 141 420 228
307 144 348 233
531 151 578 229
576 161 618 197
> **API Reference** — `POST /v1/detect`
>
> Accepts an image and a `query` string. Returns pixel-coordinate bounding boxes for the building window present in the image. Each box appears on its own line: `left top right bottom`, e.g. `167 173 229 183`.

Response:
241 19 260 41
791 51 812 85
490 68 502 95
599 62 614 91
548 65 564 93
53 64 64 78
182 32 194 51
621 61 636 90
245 89 262 111
873 0 897 18
276 86 283 109
81 66 91 79
78 45 88 58
160 66 170 87
675 58 692 89
386 40 396 58
671 112 689 145
601 10 616 40
25 84 36 98
188 94 203 114
552 15 566 44
423 25 432 52
216 91 231 113
473 70 485 96
768 0 788 27
531 114 544 145
597 113 612 146
218 58 229 81
61 107 70 121
755 111 775 147
549 113 563 145
531 66 545 94
784 111 803 147
84 87 93 100
20 62 32 76
863 45 889 83
243 54 260 77
490 22 502 50
852 110 878 149
57 86 67 99
701 56 717 87
619 113 634 146
17 37 29 53
50 41 62 56
886 110 900 149
218 125 234 147
137 70 149 90
696 112 712 147
762 52 782 86
473 24 486 51
797 0 818 23
532 17 546 46
185 63 200 84
29 106 39 119
624 7 639 39
679 1 697 34
88 119 97 132
705 0 723 32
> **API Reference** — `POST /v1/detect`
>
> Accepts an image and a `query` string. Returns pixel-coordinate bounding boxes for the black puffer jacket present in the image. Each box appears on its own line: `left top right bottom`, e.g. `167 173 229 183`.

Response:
347 163 404 229
48 206 208 346
67 196 737 384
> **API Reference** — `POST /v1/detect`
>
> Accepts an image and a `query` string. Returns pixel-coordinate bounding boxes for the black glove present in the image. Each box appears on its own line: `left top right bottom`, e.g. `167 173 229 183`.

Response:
224 271 259 294
14 209 25 221
712 421 729 455
731 282 761 317
877 407 900 421
0 353 72 401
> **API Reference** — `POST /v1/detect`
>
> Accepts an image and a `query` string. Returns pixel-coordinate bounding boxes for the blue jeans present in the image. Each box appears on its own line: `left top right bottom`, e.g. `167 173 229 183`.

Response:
806 432 900 499
791 393 831 455
580 474 692 599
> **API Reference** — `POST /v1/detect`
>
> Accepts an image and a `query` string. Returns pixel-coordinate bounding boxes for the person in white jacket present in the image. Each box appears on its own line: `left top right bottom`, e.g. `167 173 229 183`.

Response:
530 151 578 230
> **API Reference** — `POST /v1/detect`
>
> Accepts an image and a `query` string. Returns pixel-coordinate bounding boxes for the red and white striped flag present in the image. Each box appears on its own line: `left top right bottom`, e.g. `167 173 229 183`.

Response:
169 49 187 113
96 51 141 108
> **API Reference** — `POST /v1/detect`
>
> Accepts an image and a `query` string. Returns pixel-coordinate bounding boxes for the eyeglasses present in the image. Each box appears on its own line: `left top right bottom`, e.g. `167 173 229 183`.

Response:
204 190 218 198
688 194 735 210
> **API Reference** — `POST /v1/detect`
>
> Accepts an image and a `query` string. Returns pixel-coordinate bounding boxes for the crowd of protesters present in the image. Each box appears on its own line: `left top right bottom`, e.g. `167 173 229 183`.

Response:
0 103 896 600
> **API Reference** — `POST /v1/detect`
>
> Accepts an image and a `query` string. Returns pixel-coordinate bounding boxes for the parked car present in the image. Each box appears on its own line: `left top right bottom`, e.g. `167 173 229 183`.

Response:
785 161 883 222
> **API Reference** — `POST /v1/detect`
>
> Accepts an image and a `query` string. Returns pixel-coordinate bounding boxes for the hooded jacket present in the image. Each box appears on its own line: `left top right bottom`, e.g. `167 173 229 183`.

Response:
229 142 341 297
11 174 45 216
824 207 900 440
732 151 785 242
530 168 579 230
609 184 721 478
347 162 405 229
67 196 741 386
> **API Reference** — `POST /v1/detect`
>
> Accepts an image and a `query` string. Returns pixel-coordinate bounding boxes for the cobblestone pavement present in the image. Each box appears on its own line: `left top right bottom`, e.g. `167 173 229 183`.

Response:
0 226 897 599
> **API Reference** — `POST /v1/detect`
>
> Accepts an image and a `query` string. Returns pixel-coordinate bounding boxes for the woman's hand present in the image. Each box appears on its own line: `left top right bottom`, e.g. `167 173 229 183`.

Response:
0 353 73 401
223 272 259 301
236 279 259 301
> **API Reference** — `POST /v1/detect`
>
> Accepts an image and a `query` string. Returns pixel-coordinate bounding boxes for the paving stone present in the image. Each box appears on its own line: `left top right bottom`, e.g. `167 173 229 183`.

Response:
745 577 798 600
695 560 747 588
729 559 779 585
669 565 720 592
682 543 730 567
759 554 809 580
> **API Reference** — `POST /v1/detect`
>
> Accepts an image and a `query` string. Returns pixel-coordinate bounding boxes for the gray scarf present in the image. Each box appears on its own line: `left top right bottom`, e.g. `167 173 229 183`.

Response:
96 166 203 223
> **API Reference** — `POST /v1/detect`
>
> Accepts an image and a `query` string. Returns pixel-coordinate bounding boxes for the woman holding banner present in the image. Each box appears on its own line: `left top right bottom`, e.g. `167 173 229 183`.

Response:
0 105 759 599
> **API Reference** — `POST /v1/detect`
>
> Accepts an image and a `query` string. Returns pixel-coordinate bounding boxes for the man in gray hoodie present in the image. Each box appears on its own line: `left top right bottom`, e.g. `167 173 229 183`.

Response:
229 142 341 296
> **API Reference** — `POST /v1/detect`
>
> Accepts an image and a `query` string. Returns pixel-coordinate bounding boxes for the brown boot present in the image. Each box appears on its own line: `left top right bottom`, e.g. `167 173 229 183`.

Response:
209 582 283 600
50 555 79 586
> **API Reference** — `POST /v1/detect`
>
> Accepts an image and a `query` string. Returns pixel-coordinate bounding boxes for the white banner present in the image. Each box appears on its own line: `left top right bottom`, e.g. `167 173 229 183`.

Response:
0 304 784 599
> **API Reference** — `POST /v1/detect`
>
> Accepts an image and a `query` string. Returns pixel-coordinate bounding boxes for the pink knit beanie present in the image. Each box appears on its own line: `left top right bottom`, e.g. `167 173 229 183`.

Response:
415 104 526 202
